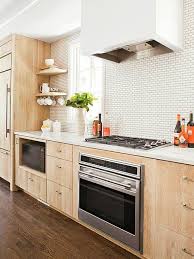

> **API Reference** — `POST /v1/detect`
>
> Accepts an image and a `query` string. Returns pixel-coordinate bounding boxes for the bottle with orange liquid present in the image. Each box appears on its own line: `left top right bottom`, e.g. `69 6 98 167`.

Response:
179 118 188 148
187 112 194 148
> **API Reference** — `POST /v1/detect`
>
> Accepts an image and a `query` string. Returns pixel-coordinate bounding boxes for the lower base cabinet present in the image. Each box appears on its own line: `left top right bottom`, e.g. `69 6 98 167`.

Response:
15 167 46 202
15 167 28 190
28 173 46 202
0 149 10 182
47 180 72 216
155 227 194 259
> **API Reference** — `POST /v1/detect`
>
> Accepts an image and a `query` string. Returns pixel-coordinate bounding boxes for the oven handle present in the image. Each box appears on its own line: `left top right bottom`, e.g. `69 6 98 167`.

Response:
79 168 133 189
79 173 138 196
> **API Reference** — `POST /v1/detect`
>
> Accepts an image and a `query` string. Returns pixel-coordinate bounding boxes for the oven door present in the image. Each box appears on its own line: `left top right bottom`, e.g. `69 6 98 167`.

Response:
79 173 142 252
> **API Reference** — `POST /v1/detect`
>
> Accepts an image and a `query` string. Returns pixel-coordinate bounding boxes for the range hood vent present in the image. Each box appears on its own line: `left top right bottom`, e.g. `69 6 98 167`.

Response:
95 40 172 63
81 0 183 63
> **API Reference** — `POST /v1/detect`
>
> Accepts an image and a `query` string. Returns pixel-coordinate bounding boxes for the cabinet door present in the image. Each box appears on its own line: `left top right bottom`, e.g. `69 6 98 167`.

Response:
47 156 73 189
47 180 72 216
0 149 10 182
28 173 46 202
156 161 182 232
0 70 11 151
181 194 194 238
15 167 28 190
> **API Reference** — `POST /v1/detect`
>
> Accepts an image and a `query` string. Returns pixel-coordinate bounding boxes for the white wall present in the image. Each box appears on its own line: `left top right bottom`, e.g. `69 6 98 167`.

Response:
50 0 194 141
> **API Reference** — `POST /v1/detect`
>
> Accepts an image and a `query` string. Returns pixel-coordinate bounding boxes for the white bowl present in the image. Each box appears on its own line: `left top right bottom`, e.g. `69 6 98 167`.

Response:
45 59 54 67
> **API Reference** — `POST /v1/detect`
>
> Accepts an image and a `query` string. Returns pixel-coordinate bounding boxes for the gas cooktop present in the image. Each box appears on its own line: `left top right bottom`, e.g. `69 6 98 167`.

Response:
85 135 171 150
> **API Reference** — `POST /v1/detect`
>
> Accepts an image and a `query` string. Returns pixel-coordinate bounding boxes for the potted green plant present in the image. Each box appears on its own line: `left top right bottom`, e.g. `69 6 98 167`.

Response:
66 92 97 135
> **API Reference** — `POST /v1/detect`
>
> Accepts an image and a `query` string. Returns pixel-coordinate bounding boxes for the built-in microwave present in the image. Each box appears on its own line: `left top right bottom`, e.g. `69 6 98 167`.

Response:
22 142 45 173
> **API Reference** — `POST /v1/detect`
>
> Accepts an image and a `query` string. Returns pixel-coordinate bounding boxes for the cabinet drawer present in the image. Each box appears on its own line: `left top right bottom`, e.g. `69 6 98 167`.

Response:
0 54 12 72
155 227 194 259
0 149 10 182
156 162 194 236
182 172 194 197
181 194 194 238
28 173 46 202
0 41 12 57
47 180 72 216
47 141 73 161
47 156 72 189
15 167 28 190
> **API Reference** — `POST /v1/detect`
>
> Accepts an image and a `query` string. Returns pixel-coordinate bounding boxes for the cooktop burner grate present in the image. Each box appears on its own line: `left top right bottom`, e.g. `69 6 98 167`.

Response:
85 135 171 150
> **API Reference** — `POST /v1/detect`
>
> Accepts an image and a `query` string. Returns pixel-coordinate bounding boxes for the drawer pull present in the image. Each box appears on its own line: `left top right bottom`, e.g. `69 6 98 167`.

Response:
57 165 62 169
57 149 62 153
58 192 62 195
56 190 58 193
183 176 194 183
182 248 194 256
182 203 194 211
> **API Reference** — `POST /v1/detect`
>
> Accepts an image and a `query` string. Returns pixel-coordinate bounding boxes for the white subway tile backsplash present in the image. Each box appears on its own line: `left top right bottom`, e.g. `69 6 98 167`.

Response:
50 0 194 141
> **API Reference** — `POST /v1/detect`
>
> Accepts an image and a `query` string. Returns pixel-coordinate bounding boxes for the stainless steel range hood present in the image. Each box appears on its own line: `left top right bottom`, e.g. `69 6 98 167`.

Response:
94 40 172 63
81 0 183 63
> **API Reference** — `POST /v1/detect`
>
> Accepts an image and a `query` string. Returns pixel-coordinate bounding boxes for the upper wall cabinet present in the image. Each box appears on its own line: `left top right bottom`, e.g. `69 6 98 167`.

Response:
81 0 183 62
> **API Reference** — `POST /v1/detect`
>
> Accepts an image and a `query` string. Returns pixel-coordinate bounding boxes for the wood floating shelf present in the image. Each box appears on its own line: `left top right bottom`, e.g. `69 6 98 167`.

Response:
37 67 68 76
36 92 67 97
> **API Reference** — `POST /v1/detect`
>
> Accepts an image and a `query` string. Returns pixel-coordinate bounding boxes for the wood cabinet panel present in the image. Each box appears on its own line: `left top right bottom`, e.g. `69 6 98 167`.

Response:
182 169 194 197
28 173 46 202
156 161 182 233
181 194 194 238
47 141 73 161
155 227 194 259
0 70 11 151
155 227 182 259
0 41 12 57
0 149 10 182
15 166 28 190
0 54 12 72
156 161 194 238
47 180 72 216
47 156 72 189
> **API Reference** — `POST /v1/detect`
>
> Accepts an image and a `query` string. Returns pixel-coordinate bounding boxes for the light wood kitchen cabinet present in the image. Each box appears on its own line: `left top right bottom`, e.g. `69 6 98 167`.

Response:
182 170 194 196
156 161 194 238
0 35 50 189
0 149 10 182
47 141 73 161
47 180 72 216
28 173 46 202
155 227 194 259
0 70 11 151
15 166 28 190
181 194 194 238
47 156 73 189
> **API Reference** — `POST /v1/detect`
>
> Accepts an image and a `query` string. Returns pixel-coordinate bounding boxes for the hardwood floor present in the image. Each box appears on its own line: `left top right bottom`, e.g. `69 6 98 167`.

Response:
0 179 138 259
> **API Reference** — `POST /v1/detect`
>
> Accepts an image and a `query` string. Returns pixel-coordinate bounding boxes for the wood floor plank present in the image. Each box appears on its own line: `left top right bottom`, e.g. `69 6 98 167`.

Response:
0 179 138 259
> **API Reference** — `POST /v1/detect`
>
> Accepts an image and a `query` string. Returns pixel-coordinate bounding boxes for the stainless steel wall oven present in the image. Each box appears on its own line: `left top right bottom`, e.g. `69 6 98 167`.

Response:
78 154 144 253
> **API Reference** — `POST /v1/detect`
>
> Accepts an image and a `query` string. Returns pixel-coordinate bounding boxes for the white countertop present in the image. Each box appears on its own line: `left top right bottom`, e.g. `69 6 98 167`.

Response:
15 131 194 166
